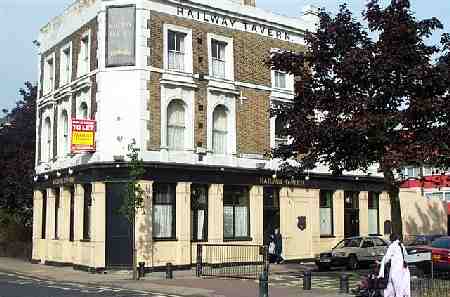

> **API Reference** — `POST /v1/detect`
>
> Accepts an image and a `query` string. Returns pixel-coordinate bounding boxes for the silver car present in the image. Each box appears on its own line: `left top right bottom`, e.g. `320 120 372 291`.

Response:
315 236 389 270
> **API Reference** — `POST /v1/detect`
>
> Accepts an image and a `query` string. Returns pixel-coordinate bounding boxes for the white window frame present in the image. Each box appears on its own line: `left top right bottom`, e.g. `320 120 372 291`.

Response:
160 85 195 151
206 92 236 155
270 48 294 92
78 31 91 77
58 108 70 157
75 90 91 119
44 53 55 94
207 34 234 81
40 109 53 163
163 24 192 74
166 99 186 151
60 43 72 86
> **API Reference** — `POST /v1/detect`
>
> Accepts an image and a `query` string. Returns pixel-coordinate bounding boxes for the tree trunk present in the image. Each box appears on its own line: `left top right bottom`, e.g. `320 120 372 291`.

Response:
383 169 403 238
132 211 137 280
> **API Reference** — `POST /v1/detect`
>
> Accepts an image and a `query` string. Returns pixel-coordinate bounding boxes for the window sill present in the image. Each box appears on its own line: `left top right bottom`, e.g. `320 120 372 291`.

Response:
320 235 336 239
223 237 253 242
153 237 178 242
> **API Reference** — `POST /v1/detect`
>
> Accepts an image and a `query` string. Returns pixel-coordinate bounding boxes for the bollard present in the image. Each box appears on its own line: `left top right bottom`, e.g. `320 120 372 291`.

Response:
259 271 269 297
138 262 145 279
166 262 173 279
340 274 349 294
303 270 312 290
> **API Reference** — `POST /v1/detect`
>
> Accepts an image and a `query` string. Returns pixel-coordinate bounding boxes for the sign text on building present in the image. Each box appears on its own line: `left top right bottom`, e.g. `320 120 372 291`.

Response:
106 5 136 67
71 119 96 153
259 177 305 186
176 6 291 41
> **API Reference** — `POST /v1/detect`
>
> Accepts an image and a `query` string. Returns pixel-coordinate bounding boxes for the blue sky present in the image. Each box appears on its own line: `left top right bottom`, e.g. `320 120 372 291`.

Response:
0 0 449 112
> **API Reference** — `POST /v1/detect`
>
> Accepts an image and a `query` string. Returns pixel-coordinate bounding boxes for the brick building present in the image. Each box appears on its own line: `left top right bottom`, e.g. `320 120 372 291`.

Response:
32 0 391 271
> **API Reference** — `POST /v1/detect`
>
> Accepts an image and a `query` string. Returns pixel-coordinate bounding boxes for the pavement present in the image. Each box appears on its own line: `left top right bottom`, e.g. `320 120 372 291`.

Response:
0 257 356 297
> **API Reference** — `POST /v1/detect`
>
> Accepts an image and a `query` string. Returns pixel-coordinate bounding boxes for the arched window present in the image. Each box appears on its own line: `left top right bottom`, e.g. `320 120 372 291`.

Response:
212 105 227 154
42 117 51 162
61 110 69 155
80 102 88 119
167 100 185 150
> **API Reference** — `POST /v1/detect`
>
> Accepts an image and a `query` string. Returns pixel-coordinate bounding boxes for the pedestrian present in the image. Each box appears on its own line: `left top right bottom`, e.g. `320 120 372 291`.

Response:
378 233 410 297
268 234 277 263
274 228 284 264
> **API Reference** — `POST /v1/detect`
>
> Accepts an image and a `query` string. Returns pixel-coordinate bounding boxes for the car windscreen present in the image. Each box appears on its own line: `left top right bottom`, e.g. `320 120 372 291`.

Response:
431 238 450 249
335 238 362 249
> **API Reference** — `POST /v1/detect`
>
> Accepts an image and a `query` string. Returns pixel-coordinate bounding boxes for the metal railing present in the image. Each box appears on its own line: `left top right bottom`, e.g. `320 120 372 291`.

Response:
411 277 450 297
196 244 268 279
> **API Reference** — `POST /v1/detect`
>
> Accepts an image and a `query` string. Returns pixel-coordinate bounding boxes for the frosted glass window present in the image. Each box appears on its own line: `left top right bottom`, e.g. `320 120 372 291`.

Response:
167 100 185 150
212 105 227 154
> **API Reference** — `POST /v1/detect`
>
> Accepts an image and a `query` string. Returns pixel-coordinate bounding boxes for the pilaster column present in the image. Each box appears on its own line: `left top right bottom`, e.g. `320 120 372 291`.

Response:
74 184 85 241
46 188 56 240
32 190 43 260
176 182 191 265
208 184 223 243
249 185 263 245
359 191 369 236
136 181 153 265
60 186 71 241
333 190 344 240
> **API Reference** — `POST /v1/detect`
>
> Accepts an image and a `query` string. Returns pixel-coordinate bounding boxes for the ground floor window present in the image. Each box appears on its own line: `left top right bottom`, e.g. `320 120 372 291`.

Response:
223 186 250 240
191 184 208 241
54 188 60 239
153 183 176 240
320 190 334 237
83 184 92 240
41 190 47 239
368 192 380 235
69 186 74 242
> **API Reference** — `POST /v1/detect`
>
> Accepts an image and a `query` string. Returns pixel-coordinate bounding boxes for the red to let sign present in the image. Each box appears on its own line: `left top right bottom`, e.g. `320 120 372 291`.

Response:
71 119 96 153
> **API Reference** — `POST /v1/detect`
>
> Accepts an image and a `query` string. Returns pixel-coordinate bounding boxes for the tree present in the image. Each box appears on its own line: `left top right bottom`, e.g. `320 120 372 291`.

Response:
118 139 146 280
0 82 37 227
268 0 450 235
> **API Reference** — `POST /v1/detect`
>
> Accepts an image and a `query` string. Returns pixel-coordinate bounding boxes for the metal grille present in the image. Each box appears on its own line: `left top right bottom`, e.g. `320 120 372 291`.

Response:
196 244 267 279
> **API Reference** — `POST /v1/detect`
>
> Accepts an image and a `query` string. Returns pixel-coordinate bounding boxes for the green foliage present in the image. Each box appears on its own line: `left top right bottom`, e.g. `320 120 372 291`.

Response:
0 82 37 227
118 139 146 224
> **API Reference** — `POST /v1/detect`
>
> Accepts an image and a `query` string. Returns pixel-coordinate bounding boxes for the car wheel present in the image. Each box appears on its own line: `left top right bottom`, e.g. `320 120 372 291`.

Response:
347 255 359 270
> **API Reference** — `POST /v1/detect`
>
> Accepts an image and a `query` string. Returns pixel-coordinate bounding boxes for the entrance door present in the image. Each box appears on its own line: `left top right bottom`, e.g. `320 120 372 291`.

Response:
344 191 360 238
263 187 280 245
106 182 132 267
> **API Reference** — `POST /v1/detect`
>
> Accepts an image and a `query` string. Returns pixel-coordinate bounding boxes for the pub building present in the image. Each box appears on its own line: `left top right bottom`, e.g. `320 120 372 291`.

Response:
32 0 391 271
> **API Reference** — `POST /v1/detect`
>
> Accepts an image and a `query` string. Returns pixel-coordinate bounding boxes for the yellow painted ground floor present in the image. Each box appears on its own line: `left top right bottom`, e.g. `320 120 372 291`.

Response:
32 164 391 271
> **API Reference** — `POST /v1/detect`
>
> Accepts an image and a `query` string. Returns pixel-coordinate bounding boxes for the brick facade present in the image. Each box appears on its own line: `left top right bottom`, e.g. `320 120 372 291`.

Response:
147 11 304 155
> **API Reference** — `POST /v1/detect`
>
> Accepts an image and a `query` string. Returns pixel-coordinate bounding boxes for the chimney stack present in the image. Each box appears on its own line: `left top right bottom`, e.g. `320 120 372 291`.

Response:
242 0 256 7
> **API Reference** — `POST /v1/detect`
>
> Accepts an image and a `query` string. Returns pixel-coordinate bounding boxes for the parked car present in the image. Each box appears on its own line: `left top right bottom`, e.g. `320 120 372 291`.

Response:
315 236 389 271
407 236 450 273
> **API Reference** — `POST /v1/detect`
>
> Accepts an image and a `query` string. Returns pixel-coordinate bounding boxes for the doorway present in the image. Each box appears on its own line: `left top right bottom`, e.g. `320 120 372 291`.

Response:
263 187 280 245
344 191 360 238
106 182 132 268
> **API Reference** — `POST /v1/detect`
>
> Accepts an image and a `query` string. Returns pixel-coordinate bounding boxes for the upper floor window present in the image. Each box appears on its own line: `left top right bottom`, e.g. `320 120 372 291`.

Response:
44 56 54 94
273 70 287 89
60 45 72 85
208 34 234 81
42 117 52 162
211 40 226 79
212 105 228 154
167 100 185 150
274 116 288 147
60 110 69 156
79 102 88 119
78 33 90 77
168 30 186 72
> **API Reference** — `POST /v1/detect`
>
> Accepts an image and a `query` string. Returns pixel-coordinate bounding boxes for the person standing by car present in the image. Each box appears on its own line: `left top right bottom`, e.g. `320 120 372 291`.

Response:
378 234 411 297
274 228 284 264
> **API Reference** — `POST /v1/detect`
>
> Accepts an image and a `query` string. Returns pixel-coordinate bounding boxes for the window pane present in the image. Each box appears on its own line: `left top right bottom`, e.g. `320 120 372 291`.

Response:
320 208 332 235
445 192 450 201
213 106 227 154
153 205 173 238
168 31 175 51
368 209 379 234
154 184 175 204
212 40 218 58
167 101 185 150
223 206 234 238
196 209 205 240
235 206 248 237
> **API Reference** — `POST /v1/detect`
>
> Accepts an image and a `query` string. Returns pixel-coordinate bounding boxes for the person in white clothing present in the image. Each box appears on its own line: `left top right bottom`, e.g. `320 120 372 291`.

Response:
378 234 411 297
